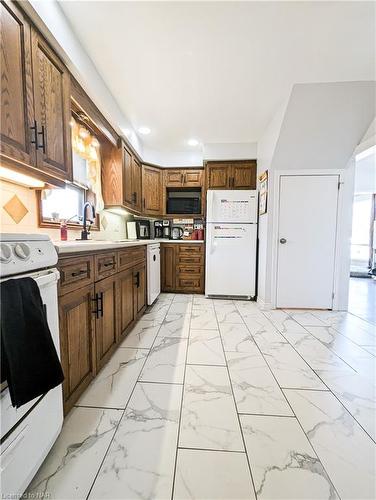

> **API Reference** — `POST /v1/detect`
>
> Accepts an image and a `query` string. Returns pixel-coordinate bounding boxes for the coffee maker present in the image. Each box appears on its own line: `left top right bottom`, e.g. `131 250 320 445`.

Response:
162 220 171 239
154 220 164 239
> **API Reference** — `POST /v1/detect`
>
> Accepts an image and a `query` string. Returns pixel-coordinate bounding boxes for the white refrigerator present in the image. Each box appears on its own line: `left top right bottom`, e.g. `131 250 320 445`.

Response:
205 190 258 298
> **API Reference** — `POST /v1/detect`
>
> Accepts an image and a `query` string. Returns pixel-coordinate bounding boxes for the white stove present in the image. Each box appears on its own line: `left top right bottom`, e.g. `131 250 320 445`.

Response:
0 234 63 497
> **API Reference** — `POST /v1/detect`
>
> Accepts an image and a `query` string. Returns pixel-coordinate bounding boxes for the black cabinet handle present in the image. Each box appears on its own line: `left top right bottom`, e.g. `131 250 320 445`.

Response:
92 294 100 318
181 173 184 184
98 292 103 317
103 262 113 267
134 271 140 288
30 120 38 147
133 192 137 204
37 125 46 154
71 269 86 277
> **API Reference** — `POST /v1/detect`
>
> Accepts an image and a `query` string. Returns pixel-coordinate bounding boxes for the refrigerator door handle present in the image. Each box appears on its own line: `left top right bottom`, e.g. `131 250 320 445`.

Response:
209 227 217 254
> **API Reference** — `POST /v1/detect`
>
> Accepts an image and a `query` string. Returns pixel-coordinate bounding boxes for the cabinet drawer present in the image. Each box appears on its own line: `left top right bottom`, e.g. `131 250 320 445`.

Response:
178 244 204 256
177 264 202 275
58 256 94 295
118 246 146 271
176 275 202 291
95 252 117 280
179 255 204 265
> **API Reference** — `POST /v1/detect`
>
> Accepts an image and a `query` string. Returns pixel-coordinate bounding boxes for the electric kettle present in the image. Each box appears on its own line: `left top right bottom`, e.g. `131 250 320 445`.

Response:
170 226 184 240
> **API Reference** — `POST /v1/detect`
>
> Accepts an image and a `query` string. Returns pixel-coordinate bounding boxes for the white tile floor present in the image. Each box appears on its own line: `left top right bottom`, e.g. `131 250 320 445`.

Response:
27 294 376 500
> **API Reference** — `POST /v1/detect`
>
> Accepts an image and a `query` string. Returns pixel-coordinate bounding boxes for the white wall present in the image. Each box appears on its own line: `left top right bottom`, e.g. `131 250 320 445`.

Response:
354 151 376 194
257 81 376 310
203 143 257 161
256 98 290 307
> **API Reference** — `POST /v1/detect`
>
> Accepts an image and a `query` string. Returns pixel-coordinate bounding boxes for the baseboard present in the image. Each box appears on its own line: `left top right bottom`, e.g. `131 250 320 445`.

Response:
257 297 273 310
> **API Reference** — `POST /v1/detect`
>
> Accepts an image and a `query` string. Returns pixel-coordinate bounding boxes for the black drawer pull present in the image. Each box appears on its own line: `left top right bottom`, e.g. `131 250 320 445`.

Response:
71 270 86 277
103 262 114 267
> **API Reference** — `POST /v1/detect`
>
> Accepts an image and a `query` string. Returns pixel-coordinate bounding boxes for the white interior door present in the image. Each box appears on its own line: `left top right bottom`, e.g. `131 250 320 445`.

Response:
276 175 339 309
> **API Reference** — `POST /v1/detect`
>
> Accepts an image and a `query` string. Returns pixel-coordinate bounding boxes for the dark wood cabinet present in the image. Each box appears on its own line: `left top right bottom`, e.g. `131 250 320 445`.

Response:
142 165 162 215
0 0 35 169
165 168 203 188
31 28 72 182
0 1 72 185
206 161 257 190
132 157 142 212
59 285 95 414
122 144 133 208
118 268 135 339
161 243 204 293
161 244 176 291
133 263 146 316
94 275 118 371
58 246 147 413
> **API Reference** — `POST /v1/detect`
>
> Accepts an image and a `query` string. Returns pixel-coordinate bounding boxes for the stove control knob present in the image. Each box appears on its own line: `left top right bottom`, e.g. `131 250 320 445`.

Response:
0 243 12 263
14 242 31 260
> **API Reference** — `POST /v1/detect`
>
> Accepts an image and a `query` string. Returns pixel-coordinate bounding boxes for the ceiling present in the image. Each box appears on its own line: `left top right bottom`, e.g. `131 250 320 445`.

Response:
60 1 375 153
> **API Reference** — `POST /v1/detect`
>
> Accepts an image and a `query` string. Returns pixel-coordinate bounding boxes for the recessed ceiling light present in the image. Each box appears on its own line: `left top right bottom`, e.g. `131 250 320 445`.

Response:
138 127 151 135
187 138 199 147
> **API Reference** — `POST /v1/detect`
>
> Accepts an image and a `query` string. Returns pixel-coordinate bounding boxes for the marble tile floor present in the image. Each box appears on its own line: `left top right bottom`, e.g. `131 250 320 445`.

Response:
28 294 376 499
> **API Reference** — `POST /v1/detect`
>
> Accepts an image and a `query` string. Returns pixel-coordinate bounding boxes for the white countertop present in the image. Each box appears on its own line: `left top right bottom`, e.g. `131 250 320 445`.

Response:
54 238 204 254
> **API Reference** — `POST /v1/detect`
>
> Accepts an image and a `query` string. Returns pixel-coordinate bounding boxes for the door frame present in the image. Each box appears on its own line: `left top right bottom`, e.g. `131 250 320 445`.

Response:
270 168 348 310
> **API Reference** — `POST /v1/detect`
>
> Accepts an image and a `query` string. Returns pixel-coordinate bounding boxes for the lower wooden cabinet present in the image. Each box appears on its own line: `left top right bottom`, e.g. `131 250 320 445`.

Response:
58 247 147 414
59 285 95 414
94 274 118 371
161 243 205 293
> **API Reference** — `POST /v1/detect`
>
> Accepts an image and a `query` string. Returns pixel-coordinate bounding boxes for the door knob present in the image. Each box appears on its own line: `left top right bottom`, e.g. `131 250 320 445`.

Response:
279 238 287 244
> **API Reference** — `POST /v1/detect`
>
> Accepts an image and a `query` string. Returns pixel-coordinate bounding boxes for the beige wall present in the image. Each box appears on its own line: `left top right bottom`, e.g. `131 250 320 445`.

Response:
0 180 127 241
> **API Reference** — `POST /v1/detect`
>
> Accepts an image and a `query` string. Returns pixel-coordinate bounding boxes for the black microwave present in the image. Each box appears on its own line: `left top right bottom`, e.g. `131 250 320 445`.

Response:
166 189 201 214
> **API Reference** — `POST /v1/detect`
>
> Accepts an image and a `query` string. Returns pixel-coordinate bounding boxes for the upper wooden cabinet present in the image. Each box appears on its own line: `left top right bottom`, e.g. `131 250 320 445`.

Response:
206 160 257 190
164 168 203 188
31 28 72 181
0 1 72 184
142 165 162 215
0 0 35 169
102 141 143 214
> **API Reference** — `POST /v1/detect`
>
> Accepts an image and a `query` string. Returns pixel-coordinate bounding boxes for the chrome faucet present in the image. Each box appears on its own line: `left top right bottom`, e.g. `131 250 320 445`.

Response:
81 202 95 240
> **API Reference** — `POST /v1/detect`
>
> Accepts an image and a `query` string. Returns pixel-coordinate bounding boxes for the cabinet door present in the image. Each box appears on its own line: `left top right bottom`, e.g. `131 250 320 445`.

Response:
161 244 176 291
95 275 118 371
206 163 230 189
142 165 162 215
133 263 146 316
0 1 35 169
183 169 203 187
59 285 95 414
31 28 72 182
118 268 135 339
165 169 183 187
122 144 133 209
132 157 142 212
232 161 257 189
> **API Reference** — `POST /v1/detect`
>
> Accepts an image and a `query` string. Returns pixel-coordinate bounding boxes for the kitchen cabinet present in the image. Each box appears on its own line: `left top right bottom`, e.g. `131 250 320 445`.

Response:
94 274 118 371
118 268 135 340
31 28 72 181
0 1 72 184
102 142 143 214
0 0 35 169
164 168 203 188
142 165 162 215
132 157 142 212
206 160 257 190
161 243 205 293
57 245 147 414
59 285 95 414
161 244 176 291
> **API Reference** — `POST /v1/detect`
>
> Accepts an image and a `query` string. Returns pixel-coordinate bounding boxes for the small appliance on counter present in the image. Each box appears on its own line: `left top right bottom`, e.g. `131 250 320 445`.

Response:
153 220 164 239
170 226 184 240
127 220 151 240
162 220 171 239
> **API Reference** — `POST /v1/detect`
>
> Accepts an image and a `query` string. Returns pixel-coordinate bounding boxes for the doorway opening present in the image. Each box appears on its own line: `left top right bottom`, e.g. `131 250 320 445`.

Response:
348 146 376 323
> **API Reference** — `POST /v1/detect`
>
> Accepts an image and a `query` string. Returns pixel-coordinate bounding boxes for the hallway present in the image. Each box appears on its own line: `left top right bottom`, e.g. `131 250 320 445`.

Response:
348 277 375 324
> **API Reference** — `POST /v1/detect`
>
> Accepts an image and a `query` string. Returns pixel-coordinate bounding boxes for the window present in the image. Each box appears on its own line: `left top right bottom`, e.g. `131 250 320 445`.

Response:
41 185 85 224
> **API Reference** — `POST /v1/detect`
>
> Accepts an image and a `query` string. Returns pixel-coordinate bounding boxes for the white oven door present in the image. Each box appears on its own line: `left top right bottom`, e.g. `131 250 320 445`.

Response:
1 268 63 497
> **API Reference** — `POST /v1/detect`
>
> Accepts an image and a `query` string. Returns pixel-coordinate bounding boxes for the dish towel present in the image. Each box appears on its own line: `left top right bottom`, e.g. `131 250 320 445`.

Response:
1 277 64 408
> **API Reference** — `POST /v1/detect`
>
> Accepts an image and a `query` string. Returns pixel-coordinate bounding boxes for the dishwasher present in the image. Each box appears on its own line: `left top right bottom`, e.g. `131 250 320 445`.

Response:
147 243 161 305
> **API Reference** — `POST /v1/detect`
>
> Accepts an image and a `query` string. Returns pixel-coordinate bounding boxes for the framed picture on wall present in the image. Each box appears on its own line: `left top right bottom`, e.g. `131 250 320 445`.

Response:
259 170 268 215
